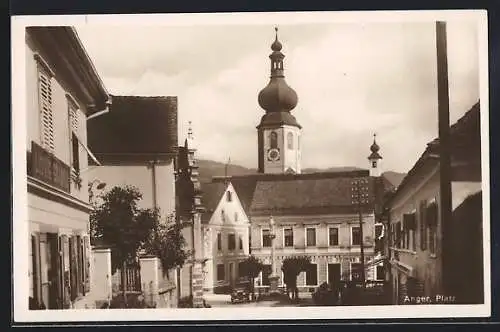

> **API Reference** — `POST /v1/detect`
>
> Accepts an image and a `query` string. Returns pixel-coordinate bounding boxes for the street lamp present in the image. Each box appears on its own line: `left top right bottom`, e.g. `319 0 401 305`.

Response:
268 216 279 294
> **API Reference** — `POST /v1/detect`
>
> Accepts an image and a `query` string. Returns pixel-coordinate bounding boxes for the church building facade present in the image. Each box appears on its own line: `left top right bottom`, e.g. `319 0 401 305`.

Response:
205 28 392 293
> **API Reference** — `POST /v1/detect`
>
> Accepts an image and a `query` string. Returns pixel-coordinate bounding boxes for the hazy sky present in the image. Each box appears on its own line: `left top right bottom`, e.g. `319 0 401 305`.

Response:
76 18 480 173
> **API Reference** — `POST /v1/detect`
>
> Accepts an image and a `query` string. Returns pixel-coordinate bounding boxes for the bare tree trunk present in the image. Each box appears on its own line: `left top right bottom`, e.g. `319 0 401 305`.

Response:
121 261 128 307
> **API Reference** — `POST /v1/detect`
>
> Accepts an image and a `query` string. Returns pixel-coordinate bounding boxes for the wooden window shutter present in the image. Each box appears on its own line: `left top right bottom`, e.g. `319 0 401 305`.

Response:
38 66 54 152
420 200 427 250
83 236 90 293
76 236 83 296
31 233 42 306
69 236 79 301
69 102 78 133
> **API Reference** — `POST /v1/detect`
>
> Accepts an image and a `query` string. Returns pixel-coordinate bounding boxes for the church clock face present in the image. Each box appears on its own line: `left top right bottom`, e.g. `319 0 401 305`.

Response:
267 148 280 162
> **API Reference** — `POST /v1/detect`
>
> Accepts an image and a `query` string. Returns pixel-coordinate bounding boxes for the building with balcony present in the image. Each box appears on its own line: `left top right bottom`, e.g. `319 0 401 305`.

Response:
26 27 110 309
200 181 251 293
86 95 179 307
384 101 483 304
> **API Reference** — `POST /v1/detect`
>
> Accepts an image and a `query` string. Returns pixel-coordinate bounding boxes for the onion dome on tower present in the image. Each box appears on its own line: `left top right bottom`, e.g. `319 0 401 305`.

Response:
257 27 301 129
368 134 382 160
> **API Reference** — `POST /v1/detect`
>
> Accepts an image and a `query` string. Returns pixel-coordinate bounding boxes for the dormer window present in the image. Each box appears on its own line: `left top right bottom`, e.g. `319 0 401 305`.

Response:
226 191 232 202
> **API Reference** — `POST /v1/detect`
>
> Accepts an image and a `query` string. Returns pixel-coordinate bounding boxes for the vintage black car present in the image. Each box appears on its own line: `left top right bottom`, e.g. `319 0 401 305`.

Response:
230 283 251 303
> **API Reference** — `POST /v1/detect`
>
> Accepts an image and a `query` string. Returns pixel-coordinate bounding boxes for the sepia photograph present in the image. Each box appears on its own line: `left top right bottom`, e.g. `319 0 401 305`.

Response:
11 10 490 322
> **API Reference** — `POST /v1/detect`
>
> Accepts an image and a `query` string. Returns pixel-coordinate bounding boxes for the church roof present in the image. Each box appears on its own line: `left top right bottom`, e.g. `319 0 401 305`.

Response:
88 95 178 164
201 181 229 223
207 170 382 217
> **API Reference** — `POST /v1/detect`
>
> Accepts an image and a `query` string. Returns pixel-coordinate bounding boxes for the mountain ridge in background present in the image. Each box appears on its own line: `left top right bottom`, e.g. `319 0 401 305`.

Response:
196 159 406 188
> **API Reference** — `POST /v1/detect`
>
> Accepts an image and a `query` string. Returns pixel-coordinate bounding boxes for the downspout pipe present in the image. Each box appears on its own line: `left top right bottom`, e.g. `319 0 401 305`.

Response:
87 99 112 121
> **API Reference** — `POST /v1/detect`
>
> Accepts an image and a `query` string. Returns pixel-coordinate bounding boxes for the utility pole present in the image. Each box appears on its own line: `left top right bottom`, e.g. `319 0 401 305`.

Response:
352 178 366 290
436 21 452 295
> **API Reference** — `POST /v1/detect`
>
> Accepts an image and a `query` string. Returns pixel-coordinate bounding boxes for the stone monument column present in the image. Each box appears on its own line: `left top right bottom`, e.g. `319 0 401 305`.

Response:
268 216 280 294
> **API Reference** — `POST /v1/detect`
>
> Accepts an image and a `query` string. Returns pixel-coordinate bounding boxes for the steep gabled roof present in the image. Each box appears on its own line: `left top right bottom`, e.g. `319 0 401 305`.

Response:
386 101 480 208
87 95 178 163
201 182 229 223
207 170 378 217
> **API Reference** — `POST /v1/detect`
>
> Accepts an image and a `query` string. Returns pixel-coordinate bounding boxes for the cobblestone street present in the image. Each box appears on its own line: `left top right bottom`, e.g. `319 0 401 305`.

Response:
204 293 315 308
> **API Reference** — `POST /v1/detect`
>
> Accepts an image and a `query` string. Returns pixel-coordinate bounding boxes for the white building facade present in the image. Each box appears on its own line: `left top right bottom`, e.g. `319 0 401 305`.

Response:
26 27 110 309
201 182 250 293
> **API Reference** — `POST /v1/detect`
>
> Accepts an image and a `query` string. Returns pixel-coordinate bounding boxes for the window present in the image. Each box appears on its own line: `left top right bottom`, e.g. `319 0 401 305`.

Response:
68 99 80 172
238 262 245 277
217 233 222 251
351 263 362 281
375 224 383 238
239 236 243 250
287 132 294 149
419 200 427 250
372 160 377 168
401 221 407 249
221 209 225 222
351 226 361 246
403 212 416 251
306 228 316 247
228 233 236 251
329 227 339 246
38 64 54 152
305 264 318 286
427 201 438 254
395 222 402 248
284 228 294 247
262 229 272 247
270 131 278 149
262 265 272 286
375 224 384 252
217 264 225 281
234 212 238 222
71 132 80 172
376 265 385 280
226 191 232 202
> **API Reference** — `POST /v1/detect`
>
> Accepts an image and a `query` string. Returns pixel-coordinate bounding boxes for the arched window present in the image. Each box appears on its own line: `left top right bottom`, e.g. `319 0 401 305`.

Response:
270 131 278 149
226 191 232 202
287 132 294 149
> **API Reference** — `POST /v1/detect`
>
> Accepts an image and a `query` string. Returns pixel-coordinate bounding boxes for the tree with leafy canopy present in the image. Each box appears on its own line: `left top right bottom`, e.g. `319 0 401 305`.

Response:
142 213 191 274
281 256 312 300
90 185 162 306
239 255 263 300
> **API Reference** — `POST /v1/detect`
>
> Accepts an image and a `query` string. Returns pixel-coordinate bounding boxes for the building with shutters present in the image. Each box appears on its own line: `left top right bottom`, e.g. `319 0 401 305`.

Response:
26 27 110 309
384 101 483 304
201 28 395 294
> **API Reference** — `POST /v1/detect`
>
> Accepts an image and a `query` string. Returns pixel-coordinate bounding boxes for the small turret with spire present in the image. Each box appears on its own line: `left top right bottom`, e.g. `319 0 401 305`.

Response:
368 133 383 177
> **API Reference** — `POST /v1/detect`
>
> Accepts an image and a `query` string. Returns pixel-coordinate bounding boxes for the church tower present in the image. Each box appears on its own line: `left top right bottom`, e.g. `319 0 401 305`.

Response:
257 27 302 174
368 134 383 177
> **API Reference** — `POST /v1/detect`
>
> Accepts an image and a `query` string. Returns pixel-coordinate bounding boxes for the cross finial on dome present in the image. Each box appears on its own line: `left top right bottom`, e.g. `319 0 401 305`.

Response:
373 133 377 141
271 26 282 52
